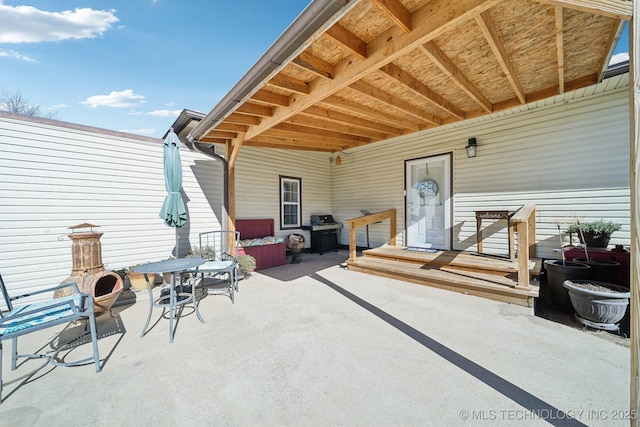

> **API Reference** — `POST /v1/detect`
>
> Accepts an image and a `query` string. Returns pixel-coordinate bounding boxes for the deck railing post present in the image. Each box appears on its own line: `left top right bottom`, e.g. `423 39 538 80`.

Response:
345 209 396 262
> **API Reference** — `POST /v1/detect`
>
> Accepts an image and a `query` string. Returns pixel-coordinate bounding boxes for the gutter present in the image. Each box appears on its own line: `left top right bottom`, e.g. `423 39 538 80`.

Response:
187 0 353 143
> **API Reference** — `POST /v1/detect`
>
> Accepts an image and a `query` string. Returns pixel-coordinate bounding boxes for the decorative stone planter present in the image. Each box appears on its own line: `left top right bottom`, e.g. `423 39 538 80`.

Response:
563 280 630 331
128 271 155 292
544 260 590 313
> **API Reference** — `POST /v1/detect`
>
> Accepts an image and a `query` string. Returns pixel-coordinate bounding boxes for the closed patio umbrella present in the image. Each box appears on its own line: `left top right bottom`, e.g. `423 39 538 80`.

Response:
159 128 187 249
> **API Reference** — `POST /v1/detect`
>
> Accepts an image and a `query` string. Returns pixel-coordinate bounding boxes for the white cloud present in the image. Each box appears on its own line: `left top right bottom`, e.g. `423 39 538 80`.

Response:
146 109 181 118
0 4 119 43
0 48 36 62
610 52 629 65
81 89 146 108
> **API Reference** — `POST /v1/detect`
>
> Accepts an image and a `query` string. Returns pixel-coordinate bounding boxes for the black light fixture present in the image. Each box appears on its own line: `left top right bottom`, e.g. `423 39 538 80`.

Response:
466 137 477 158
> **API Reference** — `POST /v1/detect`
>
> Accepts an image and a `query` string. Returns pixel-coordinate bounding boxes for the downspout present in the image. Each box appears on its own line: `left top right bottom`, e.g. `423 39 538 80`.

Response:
191 142 229 234
187 0 354 143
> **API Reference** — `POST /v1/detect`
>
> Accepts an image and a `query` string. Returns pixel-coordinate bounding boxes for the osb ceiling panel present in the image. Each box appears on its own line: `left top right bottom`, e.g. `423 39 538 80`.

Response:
198 0 631 152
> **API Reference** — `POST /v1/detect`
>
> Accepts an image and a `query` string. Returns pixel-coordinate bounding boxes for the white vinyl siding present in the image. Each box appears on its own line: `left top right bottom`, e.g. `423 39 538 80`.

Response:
330 78 630 260
231 146 332 241
0 114 224 302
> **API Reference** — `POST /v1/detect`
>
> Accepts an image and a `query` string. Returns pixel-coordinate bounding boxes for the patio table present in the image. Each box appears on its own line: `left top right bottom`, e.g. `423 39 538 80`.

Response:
134 257 205 343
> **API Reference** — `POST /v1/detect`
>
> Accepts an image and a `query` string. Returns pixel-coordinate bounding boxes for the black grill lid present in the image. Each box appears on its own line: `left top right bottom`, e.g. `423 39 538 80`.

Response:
310 214 336 225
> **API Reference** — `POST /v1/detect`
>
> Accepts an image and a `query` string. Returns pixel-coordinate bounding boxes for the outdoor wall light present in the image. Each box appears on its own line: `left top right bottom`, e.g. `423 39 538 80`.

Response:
466 137 477 158
335 155 342 166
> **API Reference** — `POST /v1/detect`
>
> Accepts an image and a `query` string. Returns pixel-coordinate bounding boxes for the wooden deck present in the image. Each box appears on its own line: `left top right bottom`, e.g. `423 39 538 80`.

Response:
346 246 542 308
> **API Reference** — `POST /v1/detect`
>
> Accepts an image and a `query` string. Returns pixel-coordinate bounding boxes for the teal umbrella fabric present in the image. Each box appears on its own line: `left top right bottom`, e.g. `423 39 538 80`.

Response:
159 128 188 228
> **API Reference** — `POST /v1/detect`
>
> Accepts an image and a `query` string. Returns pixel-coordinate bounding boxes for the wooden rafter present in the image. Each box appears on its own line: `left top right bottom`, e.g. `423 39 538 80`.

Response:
250 89 290 107
292 51 335 79
266 74 310 95
372 0 412 33
224 113 260 126
244 0 500 142
258 131 359 149
349 80 441 125
284 114 390 140
475 11 526 104
271 122 371 144
380 62 463 119
321 95 424 131
533 0 632 20
324 23 368 60
420 41 493 113
301 106 404 136
554 6 565 94
235 103 273 117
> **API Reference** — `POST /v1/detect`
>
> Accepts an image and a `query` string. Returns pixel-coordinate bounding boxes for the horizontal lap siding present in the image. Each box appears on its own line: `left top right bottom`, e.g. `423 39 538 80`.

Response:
332 84 630 260
0 116 223 300
234 146 332 245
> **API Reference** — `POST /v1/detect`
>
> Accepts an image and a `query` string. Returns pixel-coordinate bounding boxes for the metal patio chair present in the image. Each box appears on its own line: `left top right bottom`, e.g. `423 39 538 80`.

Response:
195 230 240 303
0 273 100 401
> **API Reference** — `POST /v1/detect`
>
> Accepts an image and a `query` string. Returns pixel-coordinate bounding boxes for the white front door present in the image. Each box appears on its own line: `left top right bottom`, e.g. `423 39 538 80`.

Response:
405 154 451 250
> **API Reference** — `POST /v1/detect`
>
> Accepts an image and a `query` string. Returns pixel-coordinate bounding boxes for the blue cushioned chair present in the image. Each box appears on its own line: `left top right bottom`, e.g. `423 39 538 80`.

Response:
0 274 101 401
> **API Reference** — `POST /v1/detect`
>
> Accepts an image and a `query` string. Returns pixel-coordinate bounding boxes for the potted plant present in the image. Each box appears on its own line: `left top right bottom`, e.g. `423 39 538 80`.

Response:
567 219 621 248
563 280 630 330
236 254 256 278
544 260 591 313
127 264 155 292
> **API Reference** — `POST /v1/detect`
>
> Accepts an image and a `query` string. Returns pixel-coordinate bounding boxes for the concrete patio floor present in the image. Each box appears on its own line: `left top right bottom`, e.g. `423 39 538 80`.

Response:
0 250 632 426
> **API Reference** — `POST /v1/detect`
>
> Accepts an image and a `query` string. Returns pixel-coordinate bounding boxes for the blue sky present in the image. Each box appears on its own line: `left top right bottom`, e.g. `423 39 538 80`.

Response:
0 0 310 137
0 1 631 139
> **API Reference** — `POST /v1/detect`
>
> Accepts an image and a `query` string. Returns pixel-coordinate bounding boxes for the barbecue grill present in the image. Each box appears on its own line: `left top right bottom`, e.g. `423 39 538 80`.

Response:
302 215 342 254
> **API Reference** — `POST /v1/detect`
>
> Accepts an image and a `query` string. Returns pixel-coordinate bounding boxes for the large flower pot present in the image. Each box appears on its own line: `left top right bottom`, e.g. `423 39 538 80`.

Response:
578 232 611 249
573 258 621 284
563 280 630 330
544 260 590 313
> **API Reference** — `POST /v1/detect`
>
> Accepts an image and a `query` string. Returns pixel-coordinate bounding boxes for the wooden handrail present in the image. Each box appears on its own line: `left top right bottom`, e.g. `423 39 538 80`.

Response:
512 204 536 289
344 209 396 261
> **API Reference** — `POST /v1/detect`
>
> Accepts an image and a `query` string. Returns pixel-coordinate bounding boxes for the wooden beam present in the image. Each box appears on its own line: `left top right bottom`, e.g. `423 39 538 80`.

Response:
302 106 404 136
216 122 249 133
630 0 639 422
380 62 463 119
226 140 236 242
272 121 371 143
322 95 424 131
235 102 273 117
203 130 237 139
554 6 565 94
224 113 261 126
227 133 244 169
475 11 526 104
533 0 632 20
372 0 412 33
324 22 368 60
284 114 390 140
266 74 310 95
244 0 501 142
244 138 339 152
349 80 442 125
420 41 493 113
250 89 290 107
292 51 335 79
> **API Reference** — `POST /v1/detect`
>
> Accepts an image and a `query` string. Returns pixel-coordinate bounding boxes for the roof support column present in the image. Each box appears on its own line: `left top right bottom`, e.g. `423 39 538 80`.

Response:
630 1 639 423
226 134 244 256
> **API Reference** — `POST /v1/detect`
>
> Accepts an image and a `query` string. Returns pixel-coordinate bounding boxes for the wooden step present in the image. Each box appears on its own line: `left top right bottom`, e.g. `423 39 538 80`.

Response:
362 246 542 276
347 255 539 307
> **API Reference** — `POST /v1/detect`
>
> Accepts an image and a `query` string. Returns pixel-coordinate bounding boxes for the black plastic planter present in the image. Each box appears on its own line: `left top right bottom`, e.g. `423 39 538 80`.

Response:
544 260 591 313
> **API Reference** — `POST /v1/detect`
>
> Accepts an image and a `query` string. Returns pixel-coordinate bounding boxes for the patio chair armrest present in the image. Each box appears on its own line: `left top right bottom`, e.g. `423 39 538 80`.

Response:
9 282 82 304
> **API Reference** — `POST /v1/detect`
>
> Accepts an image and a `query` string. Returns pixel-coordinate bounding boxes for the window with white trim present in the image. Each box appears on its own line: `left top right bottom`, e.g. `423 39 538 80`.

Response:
280 176 301 229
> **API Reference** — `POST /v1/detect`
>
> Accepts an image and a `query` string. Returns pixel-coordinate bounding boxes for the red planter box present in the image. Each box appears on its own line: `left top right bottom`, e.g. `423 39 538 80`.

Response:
236 219 286 271
563 247 629 287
